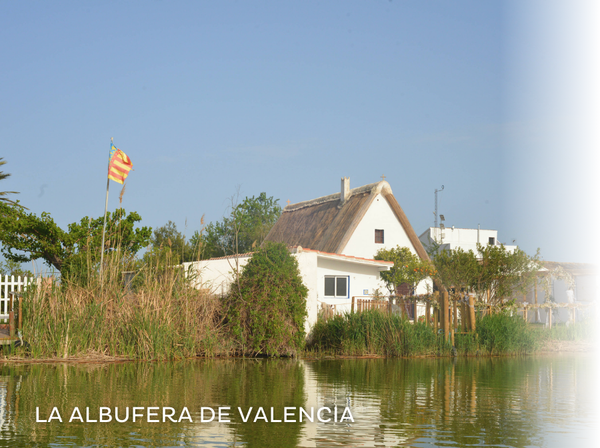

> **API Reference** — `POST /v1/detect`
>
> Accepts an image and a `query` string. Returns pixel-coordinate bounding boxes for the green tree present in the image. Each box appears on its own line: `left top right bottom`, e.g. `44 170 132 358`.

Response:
0 258 33 278
225 241 308 356
473 244 540 304
0 203 151 279
374 246 435 295
431 244 539 304
149 220 197 263
191 192 281 259
0 158 22 206
433 247 479 293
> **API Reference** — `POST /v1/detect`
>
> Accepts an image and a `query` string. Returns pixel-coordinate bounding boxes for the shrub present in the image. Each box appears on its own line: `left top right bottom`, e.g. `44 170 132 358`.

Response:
225 242 308 356
477 312 538 355
308 310 449 357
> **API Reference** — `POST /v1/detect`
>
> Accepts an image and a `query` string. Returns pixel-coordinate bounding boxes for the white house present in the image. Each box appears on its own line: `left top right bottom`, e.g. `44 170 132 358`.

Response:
418 226 517 256
265 177 432 296
183 247 393 332
185 178 433 330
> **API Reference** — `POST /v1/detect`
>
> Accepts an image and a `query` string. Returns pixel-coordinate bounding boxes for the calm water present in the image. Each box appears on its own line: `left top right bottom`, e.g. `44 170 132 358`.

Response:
0 355 597 447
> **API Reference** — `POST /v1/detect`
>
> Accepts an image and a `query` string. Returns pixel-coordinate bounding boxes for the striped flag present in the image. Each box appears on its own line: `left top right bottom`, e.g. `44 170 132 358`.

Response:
108 144 133 184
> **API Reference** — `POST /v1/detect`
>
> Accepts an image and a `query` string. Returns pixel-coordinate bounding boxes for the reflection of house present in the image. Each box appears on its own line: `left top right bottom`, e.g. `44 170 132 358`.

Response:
183 248 392 331
419 227 517 255
265 178 431 295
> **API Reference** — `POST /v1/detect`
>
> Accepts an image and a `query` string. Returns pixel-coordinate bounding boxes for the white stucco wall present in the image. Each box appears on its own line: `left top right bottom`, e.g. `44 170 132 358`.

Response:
185 251 391 332
342 193 416 259
183 256 251 296
316 256 389 317
294 251 319 334
419 227 517 254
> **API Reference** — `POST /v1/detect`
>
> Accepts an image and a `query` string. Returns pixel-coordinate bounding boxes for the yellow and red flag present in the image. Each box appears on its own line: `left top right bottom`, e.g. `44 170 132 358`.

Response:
108 143 133 184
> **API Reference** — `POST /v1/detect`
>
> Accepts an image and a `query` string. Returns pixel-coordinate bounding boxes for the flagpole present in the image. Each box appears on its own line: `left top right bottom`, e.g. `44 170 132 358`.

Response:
99 137 112 284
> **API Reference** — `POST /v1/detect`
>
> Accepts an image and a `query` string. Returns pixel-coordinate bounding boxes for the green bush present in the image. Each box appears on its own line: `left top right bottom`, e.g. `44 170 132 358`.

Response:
477 312 538 355
225 242 308 356
308 310 450 357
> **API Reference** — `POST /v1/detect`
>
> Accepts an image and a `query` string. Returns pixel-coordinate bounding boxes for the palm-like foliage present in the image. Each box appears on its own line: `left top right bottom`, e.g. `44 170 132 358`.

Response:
0 158 20 205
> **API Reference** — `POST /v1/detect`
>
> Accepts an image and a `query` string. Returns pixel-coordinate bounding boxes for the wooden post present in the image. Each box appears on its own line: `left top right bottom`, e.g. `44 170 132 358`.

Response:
461 302 467 332
453 298 458 330
9 293 15 338
450 299 455 346
523 306 528 322
468 294 476 332
414 296 418 322
534 281 539 323
351 296 355 314
434 308 438 333
443 290 450 342
548 307 553 329
18 294 22 331
426 302 431 327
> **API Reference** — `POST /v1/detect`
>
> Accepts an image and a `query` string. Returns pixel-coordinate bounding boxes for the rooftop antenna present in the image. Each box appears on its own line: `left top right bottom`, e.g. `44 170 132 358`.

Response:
434 185 444 227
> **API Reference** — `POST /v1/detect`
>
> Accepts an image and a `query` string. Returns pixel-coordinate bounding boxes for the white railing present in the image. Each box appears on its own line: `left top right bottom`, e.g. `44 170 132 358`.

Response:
0 275 34 322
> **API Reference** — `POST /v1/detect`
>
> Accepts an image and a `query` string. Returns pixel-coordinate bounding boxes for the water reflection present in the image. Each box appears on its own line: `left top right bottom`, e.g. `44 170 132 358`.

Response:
0 356 596 447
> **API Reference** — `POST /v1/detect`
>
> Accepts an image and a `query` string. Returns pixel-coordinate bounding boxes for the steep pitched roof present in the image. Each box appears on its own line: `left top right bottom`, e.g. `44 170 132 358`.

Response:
265 180 430 260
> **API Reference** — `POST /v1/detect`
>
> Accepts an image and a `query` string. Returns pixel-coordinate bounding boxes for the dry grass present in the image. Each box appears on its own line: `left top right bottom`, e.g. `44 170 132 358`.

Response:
16 250 231 360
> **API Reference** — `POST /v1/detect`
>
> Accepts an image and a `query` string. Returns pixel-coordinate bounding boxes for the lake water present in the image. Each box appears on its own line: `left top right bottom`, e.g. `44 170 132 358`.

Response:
0 355 598 447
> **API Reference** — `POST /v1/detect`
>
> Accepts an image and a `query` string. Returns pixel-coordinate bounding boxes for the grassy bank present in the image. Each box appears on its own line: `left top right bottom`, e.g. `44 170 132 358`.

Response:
8 264 596 360
307 310 452 357
12 255 231 360
307 310 595 357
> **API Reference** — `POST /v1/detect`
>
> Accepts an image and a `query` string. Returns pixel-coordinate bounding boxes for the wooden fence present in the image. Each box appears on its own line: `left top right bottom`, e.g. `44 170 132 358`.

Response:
342 291 595 345
0 275 34 323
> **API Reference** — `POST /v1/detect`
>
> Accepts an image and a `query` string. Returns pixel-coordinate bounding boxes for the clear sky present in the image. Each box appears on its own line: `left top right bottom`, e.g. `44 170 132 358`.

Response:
1 0 598 270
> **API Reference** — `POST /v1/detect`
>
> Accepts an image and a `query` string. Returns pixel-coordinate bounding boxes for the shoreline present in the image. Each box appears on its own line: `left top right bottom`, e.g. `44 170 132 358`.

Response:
3 339 597 364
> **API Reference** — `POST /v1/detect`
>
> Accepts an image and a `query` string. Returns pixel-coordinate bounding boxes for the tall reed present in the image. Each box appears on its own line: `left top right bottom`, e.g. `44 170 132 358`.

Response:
307 310 450 357
19 249 229 359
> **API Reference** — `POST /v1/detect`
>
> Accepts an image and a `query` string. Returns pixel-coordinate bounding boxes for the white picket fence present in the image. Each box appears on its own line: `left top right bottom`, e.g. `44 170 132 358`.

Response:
0 275 34 322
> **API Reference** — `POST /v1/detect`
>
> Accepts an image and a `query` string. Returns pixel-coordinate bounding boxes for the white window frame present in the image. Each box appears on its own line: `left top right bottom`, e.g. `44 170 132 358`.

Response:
324 275 349 298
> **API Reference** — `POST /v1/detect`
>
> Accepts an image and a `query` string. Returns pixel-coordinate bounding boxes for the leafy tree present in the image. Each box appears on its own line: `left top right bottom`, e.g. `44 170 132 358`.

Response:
0 158 22 206
431 244 539 304
225 241 308 356
374 246 435 295
149 220 197 263
191 192 281 259
472 244 540 304
433 247 479 293
0 203 151 278
0 258 33 278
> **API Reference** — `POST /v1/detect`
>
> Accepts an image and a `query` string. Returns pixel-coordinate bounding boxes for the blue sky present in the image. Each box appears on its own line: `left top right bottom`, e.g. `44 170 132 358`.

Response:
1 0 598 269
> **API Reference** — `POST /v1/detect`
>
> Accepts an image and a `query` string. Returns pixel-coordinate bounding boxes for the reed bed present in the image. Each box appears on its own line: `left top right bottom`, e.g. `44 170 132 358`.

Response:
307 310 451 357
18 251 230 360
476 313 540 355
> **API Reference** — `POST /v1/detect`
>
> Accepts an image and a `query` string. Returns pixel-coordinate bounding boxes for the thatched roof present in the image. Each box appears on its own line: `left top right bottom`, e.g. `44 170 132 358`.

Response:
265 180 429 260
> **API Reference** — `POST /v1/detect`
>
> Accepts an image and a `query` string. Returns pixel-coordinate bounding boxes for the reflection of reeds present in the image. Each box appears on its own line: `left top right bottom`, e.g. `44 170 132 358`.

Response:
2 358 307 447
21 250 230 360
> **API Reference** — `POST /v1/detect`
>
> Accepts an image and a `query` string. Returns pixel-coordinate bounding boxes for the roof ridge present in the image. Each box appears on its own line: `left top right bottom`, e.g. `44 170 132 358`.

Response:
284 181 391 212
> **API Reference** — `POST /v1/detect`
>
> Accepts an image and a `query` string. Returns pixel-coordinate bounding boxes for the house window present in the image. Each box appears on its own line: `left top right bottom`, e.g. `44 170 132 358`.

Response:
324 276 349 298
489 237 495 245
375 229 384 244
